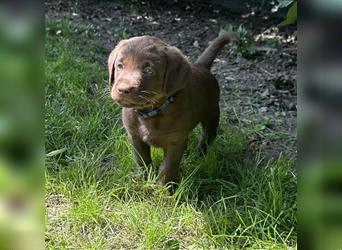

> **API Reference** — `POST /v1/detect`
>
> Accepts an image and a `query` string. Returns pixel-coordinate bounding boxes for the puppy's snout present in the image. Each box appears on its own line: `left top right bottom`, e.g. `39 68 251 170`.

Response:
117 83 135 95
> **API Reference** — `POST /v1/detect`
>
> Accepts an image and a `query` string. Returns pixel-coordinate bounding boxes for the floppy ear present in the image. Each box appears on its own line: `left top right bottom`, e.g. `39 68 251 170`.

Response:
163 46 191 95
108 40 127 86
108 48 117 87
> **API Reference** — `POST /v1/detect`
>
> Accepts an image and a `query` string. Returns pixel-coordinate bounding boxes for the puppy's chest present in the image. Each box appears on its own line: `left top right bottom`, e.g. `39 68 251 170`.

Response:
137 119 177 147
138 121 163 146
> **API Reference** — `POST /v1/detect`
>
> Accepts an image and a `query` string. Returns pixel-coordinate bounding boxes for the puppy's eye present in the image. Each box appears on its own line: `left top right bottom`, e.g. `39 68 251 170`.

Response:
117 63 124 70
143 65 154 75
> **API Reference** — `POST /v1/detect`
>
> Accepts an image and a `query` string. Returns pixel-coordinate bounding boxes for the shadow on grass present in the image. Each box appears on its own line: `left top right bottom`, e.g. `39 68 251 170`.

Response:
167 124 297 248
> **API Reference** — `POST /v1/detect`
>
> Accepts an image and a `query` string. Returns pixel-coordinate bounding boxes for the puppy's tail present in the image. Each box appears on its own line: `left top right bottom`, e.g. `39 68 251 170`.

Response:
195 32 235 69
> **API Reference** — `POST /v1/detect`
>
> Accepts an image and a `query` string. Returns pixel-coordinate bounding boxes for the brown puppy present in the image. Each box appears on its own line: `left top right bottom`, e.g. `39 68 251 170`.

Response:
108 33 234 184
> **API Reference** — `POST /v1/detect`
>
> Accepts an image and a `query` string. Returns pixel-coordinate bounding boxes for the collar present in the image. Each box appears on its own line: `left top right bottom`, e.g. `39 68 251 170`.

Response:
134 96 174 118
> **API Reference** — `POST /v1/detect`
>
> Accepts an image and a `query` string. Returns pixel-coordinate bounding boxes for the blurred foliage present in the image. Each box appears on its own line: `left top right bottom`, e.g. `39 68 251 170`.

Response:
277 0 297 27
0 2 44 250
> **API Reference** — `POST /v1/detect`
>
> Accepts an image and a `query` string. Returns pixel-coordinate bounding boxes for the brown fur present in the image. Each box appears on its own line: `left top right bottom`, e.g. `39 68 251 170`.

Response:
108 33 235 184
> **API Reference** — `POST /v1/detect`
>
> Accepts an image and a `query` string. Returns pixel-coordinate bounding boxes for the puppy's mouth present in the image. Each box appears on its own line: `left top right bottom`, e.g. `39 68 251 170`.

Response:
115 97 155 109
112 91 163 109
117 100 142 108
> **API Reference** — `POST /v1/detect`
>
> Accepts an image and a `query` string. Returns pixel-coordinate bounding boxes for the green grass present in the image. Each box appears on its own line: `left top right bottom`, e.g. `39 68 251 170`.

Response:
45 19 297 249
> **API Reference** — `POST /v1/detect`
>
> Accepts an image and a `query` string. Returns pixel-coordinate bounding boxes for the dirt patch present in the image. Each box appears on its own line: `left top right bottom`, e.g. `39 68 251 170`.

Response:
45 0 297 158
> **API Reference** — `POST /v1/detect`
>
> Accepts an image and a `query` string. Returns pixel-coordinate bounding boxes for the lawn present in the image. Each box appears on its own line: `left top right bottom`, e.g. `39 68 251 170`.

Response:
45 17 296 249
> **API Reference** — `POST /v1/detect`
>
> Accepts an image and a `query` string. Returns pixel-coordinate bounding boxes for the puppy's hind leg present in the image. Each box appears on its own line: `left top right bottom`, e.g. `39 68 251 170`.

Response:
198 105 219 155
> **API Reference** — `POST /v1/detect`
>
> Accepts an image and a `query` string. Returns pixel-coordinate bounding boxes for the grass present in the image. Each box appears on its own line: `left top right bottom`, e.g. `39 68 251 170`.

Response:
45 19 297 249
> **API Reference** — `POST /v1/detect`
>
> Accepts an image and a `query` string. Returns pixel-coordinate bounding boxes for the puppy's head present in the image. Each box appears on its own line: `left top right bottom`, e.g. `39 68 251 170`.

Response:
108 36 191 108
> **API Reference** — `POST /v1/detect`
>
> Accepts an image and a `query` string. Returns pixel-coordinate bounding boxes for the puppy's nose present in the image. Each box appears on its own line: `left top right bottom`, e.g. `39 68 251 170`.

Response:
117 84 134 94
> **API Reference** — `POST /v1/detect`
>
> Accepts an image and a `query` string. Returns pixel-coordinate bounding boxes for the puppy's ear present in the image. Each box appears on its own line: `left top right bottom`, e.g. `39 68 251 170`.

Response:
108 48 117 87
108 40 127 86
163 46 191 95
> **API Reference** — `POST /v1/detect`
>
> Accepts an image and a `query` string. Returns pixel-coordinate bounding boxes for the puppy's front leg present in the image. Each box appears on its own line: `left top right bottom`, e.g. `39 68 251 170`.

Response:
128 134 152 167
157 139 187 185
